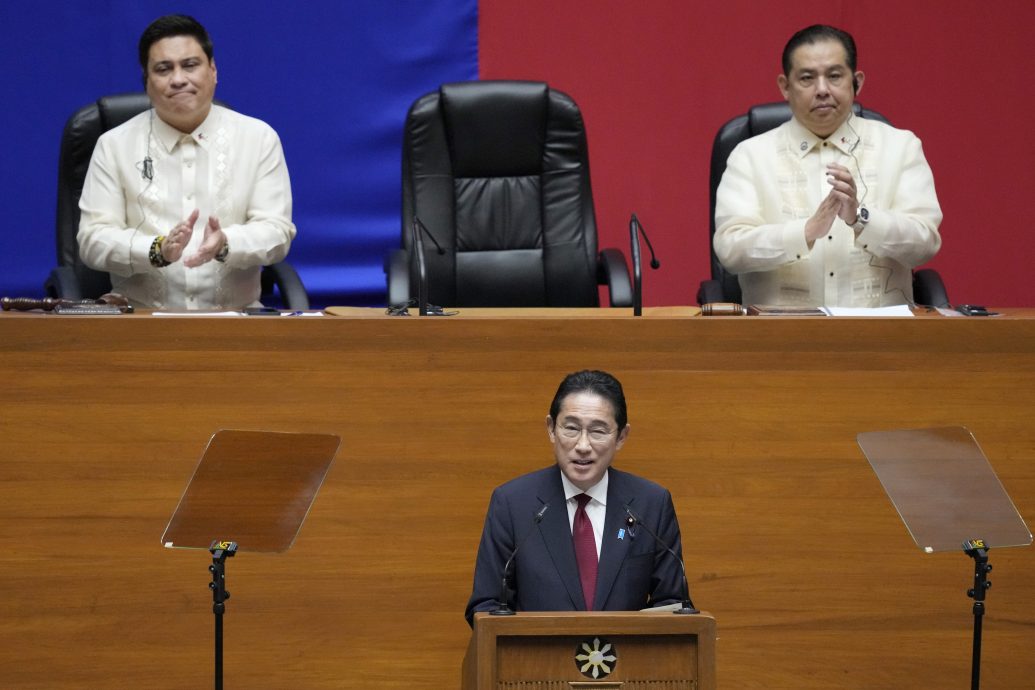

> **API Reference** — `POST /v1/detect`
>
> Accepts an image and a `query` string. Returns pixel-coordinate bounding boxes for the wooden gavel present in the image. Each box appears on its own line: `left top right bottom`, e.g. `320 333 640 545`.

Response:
1 293 130 311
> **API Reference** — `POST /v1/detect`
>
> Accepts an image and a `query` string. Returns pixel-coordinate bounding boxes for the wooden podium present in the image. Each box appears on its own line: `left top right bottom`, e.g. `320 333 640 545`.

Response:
462 611 716 690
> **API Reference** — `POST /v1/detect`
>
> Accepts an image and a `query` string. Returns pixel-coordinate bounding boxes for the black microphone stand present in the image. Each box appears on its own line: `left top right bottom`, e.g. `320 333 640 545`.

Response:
625 508 697 614
492 504 549 615
630 215 643 317
411 216 430 316
208 540 237 690
963 539 993 690
412 216 447 316
629 213 660 317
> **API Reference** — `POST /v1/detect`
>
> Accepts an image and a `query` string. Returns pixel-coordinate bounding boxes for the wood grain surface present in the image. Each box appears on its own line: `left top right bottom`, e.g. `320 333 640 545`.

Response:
1 310 1033 688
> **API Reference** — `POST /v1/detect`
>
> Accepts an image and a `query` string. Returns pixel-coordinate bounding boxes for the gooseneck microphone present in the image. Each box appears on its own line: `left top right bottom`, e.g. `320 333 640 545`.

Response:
629 213 661 317
491 503 549 616
624 505 698 614
412 216 446 316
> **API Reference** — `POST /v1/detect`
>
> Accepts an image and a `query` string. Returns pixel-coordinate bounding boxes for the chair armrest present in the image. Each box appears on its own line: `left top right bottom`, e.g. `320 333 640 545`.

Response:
696 279 726 305
384 248 411 307
597 248 632 308
44 266 83 300
261 261 310 310
912 268 949 308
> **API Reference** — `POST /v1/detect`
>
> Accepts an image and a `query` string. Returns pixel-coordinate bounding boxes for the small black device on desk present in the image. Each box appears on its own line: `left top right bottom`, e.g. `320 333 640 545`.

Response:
956 304 998 316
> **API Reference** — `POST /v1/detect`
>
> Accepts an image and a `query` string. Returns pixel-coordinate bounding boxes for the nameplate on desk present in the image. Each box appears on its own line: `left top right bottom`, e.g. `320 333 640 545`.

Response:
747 304 915 317
152 310 244 317
747 305 826 316
53 304 131 315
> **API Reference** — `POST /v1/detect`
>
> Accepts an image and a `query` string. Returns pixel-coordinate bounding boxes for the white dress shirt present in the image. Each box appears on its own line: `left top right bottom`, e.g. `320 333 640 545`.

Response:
714 116 942 307
560 470 608 559
78 105 296 309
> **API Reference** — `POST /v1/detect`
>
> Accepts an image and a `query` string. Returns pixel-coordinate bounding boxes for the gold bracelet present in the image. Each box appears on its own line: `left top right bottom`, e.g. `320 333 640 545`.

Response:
149 236 172 268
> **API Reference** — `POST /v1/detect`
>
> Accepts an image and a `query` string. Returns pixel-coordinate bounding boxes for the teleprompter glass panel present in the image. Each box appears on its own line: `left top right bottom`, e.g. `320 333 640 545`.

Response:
858 427 1031 553
161 430 340 552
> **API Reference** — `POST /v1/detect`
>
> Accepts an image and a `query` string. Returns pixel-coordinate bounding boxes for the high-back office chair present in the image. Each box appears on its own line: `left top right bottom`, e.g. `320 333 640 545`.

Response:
698 101 949 307
385 80 632 308
46 92 309 308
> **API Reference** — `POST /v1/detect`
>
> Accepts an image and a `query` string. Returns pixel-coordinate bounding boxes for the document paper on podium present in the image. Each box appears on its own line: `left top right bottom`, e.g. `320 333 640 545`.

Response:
161 430 341 552
857 427 1031 553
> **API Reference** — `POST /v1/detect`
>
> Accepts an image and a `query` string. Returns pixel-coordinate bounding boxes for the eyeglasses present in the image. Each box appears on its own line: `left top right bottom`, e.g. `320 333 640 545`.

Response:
556 424 616 445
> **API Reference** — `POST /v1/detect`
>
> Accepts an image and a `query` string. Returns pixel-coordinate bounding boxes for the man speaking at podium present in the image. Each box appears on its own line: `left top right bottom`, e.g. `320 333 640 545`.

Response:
465 370 687 625
714 24 942 307
78 14 295 310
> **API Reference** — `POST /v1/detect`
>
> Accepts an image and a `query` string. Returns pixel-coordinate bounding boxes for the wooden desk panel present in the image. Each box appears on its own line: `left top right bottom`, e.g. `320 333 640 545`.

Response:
1 312 1033 688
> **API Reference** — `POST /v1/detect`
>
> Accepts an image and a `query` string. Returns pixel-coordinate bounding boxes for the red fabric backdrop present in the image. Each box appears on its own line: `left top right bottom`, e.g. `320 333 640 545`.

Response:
480 0 1035 306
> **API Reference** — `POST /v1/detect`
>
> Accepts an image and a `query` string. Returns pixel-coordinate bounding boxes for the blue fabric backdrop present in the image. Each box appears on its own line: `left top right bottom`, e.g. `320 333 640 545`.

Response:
0 1 477 307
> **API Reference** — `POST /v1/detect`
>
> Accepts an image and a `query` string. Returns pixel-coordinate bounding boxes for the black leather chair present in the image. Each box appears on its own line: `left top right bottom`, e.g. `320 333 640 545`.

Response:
385 80 632 308
698 101 949 308
46 92 309 309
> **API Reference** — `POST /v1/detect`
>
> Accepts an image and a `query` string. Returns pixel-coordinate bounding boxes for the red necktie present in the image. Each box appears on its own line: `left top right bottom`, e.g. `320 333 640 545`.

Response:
573 493 598 610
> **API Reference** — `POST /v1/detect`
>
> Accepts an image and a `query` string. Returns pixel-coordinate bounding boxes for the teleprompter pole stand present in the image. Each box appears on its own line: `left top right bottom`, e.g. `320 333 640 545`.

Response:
209 540 237 690
963 538 992 690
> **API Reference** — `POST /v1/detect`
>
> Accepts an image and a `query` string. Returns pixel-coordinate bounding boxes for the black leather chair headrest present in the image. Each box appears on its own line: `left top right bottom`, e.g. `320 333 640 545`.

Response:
746 102 793 136
96 93 153 131
440 81 548 178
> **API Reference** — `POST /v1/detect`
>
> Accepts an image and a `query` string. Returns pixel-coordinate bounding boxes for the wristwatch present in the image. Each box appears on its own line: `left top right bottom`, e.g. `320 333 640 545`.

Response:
852 205 870 232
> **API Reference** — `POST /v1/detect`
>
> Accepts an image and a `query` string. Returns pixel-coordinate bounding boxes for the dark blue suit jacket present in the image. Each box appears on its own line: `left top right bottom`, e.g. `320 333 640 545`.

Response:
465 466 686 625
